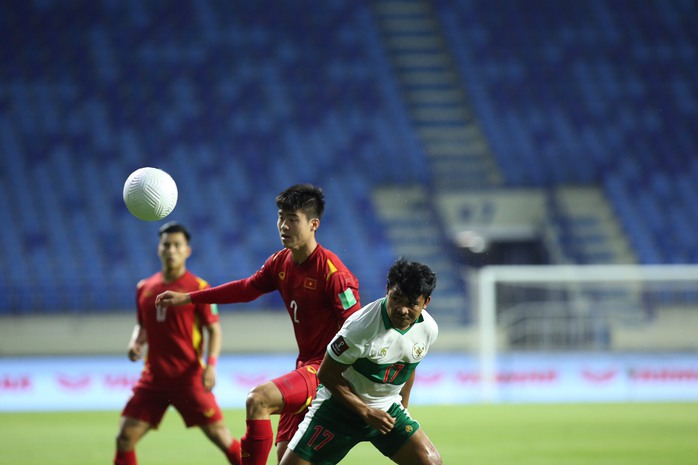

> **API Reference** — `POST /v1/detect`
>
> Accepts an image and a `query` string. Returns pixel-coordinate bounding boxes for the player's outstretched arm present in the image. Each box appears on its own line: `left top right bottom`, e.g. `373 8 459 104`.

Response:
155 290 191 307
318 354 396 434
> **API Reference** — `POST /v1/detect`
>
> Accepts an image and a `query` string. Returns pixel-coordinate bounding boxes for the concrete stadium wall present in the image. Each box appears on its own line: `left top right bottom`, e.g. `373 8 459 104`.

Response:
0 311 476 356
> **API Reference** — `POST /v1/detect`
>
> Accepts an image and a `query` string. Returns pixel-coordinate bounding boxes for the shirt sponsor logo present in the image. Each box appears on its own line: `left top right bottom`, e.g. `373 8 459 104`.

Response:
330 336 350 357
304 278 317 290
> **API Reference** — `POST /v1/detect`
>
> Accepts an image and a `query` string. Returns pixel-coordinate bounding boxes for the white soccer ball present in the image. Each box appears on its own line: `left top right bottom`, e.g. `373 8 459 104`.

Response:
123 167 178 221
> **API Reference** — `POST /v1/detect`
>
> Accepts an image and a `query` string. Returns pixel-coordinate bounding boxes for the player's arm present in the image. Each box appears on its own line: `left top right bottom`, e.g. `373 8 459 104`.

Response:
155 277 264 307
202 321 222 391
318 354 397 434
127 324 147 361
155 290 191 307
399 369 416 408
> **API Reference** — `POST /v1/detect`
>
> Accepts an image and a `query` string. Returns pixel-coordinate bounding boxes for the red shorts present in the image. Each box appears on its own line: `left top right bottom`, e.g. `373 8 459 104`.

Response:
272 362 321 444
122 379 223 428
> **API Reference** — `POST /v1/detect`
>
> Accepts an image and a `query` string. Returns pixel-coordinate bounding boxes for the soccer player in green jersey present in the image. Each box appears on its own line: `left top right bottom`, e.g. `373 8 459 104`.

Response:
280 258 442 465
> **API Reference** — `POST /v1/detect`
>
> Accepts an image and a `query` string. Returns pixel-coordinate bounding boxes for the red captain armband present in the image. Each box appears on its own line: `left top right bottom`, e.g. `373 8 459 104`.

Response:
207 356 217 367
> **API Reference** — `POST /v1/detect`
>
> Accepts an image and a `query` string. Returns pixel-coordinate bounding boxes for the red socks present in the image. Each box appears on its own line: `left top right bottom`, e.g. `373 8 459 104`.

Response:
114 439 243 465
226 438 242 465
240 419 274 465
114 450 137 465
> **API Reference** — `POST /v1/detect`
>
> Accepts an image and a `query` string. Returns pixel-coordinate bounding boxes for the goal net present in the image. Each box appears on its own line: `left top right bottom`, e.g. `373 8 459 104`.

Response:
474 265 698 402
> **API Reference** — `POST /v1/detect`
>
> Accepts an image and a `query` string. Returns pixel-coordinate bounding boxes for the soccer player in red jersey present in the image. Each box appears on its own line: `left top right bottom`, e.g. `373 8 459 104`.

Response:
114 222 241 465
156 184 362 465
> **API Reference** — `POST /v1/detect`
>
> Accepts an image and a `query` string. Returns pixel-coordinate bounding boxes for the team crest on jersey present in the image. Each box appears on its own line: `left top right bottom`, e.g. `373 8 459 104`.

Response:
304 278 317 290
412 342 426 360
279 272 286 280
379 347 388 357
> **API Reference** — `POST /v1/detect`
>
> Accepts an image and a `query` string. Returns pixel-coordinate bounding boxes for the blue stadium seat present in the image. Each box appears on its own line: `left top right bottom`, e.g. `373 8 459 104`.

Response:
2 0 697 313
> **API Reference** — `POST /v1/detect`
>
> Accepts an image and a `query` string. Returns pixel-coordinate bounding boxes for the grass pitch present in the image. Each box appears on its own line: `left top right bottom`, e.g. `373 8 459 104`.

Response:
0 403 696 464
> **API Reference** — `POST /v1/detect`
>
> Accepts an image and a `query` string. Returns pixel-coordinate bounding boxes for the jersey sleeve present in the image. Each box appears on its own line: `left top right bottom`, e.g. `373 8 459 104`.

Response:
189 254 278 305
326 270 361 321
326 312 365 365
327 332 362 365
425 312 439 346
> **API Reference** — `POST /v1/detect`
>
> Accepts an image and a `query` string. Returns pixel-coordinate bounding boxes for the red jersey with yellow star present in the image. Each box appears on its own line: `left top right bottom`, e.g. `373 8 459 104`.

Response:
191 244 360 366
136 270 217 385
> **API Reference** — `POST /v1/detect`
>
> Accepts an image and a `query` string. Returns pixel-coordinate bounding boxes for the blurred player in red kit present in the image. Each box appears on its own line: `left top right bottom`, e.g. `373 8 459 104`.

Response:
114 222 241 465
156 184 361 465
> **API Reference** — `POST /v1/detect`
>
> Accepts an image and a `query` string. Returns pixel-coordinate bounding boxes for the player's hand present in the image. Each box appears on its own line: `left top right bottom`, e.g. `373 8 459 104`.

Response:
202 365 217 391
155 290 190 307
363 407 396 434
128 344 142 361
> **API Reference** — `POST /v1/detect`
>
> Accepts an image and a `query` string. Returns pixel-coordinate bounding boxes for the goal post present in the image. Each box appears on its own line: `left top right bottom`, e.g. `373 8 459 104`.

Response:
475 264 698 403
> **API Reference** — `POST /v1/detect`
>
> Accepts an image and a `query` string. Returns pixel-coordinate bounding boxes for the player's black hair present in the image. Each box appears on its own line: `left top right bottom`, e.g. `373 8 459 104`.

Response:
386 258 437 304
158 221 191 243
275 184 325 220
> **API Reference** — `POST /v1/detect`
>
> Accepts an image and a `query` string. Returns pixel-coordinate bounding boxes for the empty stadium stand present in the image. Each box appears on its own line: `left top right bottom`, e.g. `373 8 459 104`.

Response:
1 0 697 318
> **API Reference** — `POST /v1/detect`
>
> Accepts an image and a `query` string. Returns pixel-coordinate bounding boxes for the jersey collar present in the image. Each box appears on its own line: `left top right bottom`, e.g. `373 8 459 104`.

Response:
380 298 424 334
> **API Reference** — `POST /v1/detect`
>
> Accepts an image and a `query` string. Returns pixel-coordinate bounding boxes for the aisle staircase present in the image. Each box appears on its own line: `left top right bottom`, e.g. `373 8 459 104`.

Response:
368 0 506 322
550 186 637 264
371 0 503 191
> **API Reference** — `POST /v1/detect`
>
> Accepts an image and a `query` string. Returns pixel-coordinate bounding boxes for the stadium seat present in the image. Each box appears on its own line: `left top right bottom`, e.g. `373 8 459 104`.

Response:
2 0 697 314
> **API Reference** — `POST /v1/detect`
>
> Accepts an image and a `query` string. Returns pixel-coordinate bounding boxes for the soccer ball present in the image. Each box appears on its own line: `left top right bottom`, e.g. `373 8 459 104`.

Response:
123 167 178 221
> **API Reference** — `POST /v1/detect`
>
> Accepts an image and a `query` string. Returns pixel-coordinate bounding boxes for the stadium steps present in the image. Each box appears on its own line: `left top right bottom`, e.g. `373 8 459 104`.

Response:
552 186 636 265
370 0 503 191
371 185 469 323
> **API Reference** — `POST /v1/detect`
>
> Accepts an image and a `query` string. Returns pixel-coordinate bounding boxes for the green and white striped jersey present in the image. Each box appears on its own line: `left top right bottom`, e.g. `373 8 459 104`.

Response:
323 297 438 410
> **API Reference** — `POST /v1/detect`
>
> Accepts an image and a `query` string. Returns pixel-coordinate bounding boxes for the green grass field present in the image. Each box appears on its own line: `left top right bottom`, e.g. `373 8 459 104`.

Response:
1 403 696 464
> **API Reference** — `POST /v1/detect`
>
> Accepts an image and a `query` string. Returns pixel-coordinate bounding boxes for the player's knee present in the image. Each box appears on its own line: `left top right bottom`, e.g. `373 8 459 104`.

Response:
421 442 442 465
115 430 136 451
392 434 442 465
245 385 269 410
245 383 281 417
